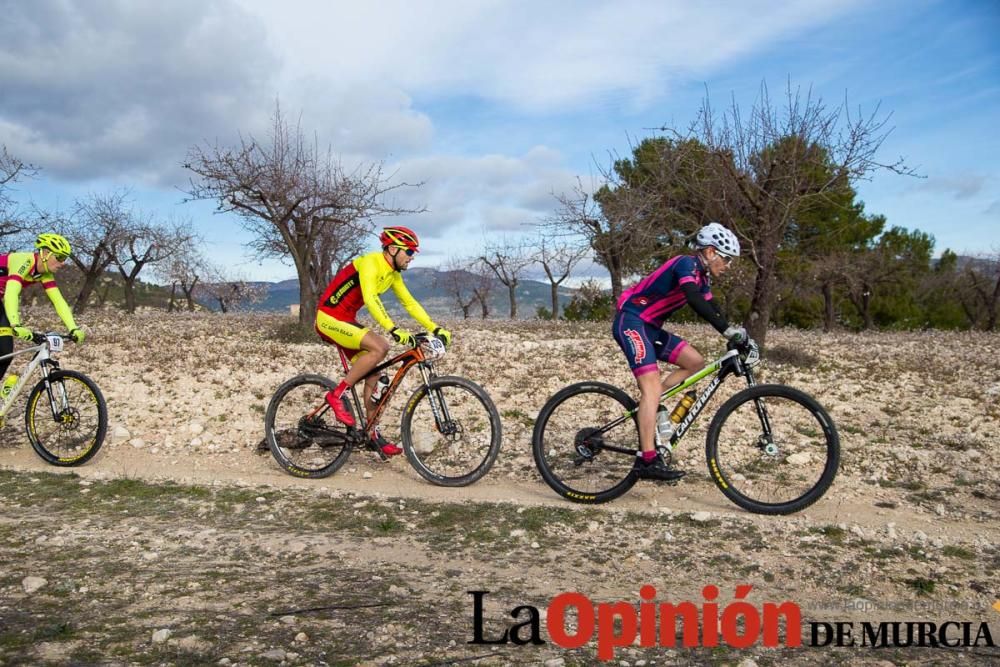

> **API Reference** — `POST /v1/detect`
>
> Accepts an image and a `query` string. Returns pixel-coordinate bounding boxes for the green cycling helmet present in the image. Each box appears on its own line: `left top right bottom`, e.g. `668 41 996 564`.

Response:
35 232 72 260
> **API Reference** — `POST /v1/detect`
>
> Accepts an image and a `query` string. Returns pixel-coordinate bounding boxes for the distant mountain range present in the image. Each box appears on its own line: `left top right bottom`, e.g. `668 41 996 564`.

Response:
241 267 579 319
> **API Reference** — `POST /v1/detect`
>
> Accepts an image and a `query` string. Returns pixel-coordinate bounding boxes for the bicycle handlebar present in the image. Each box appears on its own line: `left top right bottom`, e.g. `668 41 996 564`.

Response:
31 331 78 345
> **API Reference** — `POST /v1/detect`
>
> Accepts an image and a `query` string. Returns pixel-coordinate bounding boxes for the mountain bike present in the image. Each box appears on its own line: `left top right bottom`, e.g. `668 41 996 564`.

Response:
264 333 502 486
532 339 839 514
0 330 108 466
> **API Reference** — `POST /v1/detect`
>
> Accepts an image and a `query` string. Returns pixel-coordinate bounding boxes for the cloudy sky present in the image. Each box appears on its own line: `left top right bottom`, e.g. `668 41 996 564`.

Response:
2 0 998 281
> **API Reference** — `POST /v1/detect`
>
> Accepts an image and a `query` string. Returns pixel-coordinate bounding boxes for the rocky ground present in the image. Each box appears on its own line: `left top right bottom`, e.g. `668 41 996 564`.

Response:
0 310 998 666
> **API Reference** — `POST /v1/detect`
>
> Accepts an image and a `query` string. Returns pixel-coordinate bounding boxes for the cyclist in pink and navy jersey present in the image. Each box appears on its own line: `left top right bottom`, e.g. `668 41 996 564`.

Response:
612 222 748 481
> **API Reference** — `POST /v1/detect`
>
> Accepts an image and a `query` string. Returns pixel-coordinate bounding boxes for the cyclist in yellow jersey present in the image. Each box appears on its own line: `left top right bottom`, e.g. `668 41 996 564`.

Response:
1 233 85 388
315 226 451 456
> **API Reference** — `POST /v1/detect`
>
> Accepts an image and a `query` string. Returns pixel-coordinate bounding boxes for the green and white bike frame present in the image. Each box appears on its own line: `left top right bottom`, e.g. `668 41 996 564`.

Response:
0 333 66 422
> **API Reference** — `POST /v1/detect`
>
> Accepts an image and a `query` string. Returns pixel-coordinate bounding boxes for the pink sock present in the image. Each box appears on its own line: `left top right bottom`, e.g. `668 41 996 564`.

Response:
642 450 657 463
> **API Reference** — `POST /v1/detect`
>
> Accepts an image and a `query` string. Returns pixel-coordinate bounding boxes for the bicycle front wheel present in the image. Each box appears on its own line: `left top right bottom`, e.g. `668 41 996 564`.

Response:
400 376 502 487
26 370 108 466
532 382 639 504
706 384 840 514
264 374 353 478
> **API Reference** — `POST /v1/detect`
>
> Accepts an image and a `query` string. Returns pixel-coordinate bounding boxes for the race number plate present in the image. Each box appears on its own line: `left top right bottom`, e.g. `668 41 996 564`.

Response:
46 333 64 353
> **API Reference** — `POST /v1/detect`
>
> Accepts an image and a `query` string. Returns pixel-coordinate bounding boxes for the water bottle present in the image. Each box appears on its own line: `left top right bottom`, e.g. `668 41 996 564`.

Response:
669 391 697 425
370 374 390 405
655 406 673 444
0 374 17 400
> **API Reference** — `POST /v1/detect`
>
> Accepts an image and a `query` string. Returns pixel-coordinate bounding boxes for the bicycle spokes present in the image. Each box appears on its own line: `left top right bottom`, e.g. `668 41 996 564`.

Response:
711 390 837 511
267 378 353 475
26 373 107 465
533 386 638 500
402 378 500 486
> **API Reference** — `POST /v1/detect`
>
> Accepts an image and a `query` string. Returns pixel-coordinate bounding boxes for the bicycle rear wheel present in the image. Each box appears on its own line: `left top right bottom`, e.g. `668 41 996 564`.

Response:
26 370 108 466
706 384 840 514
400 376 502 487
532 382 639 503
264 374 353 478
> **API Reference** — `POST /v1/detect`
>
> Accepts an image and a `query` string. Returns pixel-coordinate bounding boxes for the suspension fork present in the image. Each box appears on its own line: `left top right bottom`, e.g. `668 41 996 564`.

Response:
39 360 70 419
744 366 777 452
417 364 451 430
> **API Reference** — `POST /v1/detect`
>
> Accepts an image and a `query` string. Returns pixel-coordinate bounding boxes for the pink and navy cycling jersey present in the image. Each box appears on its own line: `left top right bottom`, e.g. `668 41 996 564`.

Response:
616 255 712 327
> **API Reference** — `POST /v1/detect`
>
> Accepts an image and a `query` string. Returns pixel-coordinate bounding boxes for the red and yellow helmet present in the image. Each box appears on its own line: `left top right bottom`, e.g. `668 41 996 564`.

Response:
380 226 419 252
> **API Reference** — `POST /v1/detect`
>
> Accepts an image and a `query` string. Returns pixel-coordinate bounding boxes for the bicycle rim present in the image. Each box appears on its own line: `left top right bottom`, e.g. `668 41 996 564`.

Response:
26 370 107 467
532 382 638 503
265 375 353 478
401 376 501 487
706 384 840 514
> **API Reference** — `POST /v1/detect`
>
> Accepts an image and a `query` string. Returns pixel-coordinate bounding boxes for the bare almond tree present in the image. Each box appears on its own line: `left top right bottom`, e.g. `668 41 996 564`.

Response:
435 257 479 319
196 271 268 314
534 234 590 319
470 261 497 319
1 145 37 241
35 190 132 313
156 241 205 312
183 102 422 326
114 217 196 314
480 239 535 319
673 80 917 344
547 177 657 304
964 250 1000 331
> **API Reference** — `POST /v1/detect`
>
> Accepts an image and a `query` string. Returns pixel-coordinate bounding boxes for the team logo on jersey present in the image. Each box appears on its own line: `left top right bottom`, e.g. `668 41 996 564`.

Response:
631 296 649 306
623 329 646 364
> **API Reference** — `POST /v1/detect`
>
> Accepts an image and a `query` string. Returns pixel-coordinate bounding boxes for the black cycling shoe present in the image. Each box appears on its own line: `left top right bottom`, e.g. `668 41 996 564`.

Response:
634 454 686 482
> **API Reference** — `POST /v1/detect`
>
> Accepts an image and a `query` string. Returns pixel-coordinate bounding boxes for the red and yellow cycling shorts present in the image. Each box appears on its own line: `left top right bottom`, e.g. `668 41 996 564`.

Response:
315 311 368 362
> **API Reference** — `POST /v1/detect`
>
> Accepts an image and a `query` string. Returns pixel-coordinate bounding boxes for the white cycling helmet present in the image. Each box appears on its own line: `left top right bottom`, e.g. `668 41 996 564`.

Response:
695 222 740 257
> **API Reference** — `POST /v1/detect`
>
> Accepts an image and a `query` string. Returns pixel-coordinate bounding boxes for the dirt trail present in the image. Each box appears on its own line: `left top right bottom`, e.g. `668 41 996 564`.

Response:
1 312 998 665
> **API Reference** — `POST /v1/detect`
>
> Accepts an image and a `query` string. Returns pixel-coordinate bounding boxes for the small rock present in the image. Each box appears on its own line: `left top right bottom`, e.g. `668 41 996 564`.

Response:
691 511 712 522
111 425 131 443
738 659 759 667
362 472 373 479
510 528 526 538
152 628 172 643
913 530 928 543
294 632 309 643
544 659 566 667
935 504 945 516
261 648 286 661
786 452 811 465
129 438 146 449
279 615 296 625
850 525 865 539
531 542 540 549
189 422 205 435
587 521 600 533
886 523 897 540
22 576 47 593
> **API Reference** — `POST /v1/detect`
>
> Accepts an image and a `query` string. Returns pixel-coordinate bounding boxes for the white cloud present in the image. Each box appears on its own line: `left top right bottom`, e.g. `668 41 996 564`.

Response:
371 149 579 254
236 0 862 112
0 0 278 184
913 173 988 200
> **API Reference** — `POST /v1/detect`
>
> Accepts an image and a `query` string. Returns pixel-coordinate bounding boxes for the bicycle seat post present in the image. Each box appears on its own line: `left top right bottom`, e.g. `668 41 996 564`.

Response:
337 346 351 373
